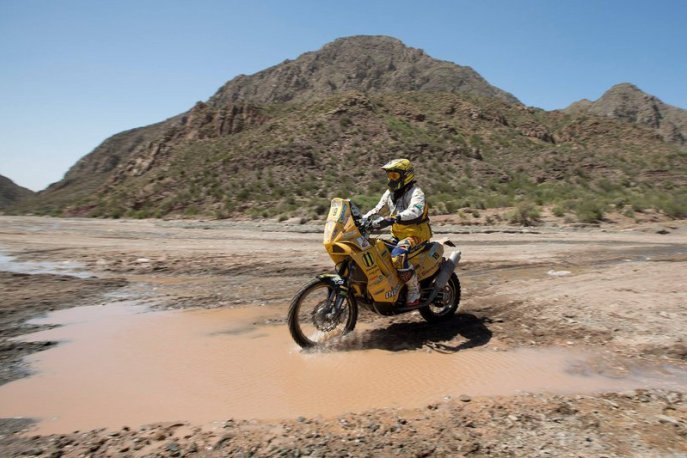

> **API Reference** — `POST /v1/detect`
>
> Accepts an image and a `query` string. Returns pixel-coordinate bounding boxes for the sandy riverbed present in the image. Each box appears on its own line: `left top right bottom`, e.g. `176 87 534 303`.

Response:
0 216 685 456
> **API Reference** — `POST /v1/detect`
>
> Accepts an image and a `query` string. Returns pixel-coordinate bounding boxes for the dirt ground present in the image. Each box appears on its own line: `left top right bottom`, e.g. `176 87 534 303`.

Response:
0 215 685 457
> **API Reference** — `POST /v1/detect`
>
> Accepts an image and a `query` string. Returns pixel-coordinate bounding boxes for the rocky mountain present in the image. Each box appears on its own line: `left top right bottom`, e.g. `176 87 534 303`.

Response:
208 35 520 106
12 36 687 222
564 83 687 144
18 35 519 214
0 175 34 210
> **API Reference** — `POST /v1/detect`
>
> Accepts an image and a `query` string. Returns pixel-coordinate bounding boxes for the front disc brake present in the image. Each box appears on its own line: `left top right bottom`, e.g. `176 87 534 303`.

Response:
311 298 344 332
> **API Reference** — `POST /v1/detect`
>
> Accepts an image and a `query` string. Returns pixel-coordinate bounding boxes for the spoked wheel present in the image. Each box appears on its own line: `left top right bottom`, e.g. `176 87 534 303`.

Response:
419 273 461 323
287 278 358 348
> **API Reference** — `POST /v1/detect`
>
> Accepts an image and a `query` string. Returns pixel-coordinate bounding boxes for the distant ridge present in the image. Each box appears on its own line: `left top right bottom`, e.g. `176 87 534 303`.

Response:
565 83 687 144
0 175 34 210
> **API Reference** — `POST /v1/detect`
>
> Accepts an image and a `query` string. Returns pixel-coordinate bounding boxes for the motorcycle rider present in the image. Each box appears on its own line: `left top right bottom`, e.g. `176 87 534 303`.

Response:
364 158 432 306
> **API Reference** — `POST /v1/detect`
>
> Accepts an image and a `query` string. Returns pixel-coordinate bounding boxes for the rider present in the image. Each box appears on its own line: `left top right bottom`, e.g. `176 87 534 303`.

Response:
364 158 432 306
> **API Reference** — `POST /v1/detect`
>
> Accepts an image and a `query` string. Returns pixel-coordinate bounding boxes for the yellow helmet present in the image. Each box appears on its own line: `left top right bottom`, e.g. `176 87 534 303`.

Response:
381 158 415 191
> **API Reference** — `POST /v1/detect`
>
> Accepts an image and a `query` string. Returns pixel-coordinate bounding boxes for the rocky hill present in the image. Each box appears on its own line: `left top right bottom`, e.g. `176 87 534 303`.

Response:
15 35 518 214
565 83 687 144
11 36 687 223
208 35 520 106
0 175 34 210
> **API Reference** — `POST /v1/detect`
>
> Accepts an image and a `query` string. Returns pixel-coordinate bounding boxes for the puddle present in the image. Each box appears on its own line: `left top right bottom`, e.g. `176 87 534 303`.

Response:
0 251 92 279
0 304 685 435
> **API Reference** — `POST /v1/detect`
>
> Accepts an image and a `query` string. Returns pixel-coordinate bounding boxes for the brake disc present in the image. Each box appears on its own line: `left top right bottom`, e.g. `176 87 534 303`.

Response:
312 302 343 332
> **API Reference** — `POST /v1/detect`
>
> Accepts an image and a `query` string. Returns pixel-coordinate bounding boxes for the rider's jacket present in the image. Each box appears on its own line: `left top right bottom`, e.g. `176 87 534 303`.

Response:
364 182 432 242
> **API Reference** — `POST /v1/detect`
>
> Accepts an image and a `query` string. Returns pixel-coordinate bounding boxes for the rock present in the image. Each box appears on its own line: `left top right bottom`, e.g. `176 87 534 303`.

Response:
547 270 571 277
656 414 681 426
459 394 472 402
460 441 481 454
165 441 181 456
214 433 234 450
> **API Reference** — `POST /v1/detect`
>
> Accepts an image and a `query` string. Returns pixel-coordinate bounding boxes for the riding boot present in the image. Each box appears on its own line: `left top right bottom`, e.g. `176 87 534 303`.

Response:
405 270 421 306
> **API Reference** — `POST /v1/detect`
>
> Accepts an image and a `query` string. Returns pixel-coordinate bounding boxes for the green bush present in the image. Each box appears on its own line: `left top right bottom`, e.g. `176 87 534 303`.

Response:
552 206 566 217
508 203 541 226
658 196 687 218
575 200 605 223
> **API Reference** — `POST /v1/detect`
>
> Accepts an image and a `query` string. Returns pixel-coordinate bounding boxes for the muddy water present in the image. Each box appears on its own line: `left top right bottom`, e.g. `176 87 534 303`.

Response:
0 304 685 435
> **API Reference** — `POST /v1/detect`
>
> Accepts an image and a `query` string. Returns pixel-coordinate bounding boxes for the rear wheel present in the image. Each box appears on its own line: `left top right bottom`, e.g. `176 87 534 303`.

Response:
287 278 358 348
419 273 461 322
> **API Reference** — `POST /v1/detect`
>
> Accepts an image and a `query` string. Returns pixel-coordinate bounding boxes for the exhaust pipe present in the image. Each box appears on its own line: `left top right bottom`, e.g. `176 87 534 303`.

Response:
395 250 461 313
424 250 461 304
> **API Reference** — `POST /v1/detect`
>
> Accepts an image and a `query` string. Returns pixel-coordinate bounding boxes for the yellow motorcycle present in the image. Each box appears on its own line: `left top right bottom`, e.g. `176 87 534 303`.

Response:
287 198 462 348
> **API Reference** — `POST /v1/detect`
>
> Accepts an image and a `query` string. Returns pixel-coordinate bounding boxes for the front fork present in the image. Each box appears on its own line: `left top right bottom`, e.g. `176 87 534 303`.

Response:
317 273 349 321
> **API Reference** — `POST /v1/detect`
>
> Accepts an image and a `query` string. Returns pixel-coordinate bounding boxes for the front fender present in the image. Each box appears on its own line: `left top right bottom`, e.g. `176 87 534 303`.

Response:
317 273 345 288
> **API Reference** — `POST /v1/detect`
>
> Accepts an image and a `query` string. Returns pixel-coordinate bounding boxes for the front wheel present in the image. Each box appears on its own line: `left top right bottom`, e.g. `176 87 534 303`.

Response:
419 273 461 323
287 278 358 348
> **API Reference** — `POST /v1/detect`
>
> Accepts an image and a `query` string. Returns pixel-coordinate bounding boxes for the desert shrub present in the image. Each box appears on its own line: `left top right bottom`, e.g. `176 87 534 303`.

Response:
385 116 414 138
445 200 460 213
128 209 151 219
658 195 687 218
575 200 605 223
631 199 647 212
595 178 619 193
313 203 328 215
339 116 353 128
508 203 541 226
552 206 566 217
484 193 515 209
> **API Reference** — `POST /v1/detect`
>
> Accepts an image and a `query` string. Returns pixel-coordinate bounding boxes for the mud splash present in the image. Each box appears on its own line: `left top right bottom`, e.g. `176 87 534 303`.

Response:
0 304 685 435
0 251 91 279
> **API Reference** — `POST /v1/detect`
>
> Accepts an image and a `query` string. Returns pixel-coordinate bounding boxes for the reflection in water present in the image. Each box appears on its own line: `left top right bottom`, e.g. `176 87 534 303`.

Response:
0 304 685 434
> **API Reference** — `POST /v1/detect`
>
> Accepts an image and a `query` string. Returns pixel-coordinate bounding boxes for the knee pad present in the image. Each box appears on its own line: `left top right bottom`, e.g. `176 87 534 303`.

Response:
396 267 414 282
392 255 406 270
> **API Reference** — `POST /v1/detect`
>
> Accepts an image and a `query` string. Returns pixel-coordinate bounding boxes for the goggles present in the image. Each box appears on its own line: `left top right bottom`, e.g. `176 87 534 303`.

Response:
386 171 401 181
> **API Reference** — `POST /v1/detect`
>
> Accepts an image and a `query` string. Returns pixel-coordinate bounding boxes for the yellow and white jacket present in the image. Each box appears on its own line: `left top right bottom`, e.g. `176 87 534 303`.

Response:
364 183 432 242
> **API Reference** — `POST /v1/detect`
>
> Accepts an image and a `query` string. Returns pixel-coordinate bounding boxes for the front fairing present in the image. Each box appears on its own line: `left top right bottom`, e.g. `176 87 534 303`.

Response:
324 198 364 245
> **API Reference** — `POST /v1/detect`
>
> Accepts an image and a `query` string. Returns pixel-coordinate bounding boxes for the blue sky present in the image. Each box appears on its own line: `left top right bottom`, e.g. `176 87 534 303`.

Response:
1 0 685 191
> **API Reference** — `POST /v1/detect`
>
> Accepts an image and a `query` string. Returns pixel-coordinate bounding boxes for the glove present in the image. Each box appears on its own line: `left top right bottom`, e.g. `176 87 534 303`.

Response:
376 217 396 229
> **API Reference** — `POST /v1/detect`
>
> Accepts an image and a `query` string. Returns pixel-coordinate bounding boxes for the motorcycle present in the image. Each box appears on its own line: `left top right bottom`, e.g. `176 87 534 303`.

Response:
287 197 462 348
